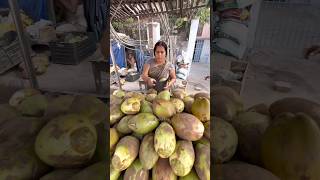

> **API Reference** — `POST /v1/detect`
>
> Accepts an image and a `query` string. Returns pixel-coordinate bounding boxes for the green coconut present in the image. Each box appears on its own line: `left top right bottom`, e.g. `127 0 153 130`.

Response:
9 88 41 107
69 95 107 125
17 94 48 117
35 114 97 168
121 97 141 115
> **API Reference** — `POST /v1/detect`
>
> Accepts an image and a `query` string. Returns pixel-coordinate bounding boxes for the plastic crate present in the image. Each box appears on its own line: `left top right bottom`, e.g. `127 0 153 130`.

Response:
0 39 23 74
49 32 97 65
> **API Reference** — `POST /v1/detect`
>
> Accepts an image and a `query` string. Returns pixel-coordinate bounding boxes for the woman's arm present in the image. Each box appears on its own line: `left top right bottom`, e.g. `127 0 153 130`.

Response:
164 68 176 89
142 63 156 87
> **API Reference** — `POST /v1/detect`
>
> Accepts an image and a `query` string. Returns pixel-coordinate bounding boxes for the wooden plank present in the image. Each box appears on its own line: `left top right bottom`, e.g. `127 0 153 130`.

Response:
111 4 207 19
111 1 129 19
121 4 134 16
196 0 201 6
180 0 183 17
191 0 195 8
140 3 151 15
157 0 164 13
168 0 174 11
143 1 152 13
110 7 129 18
147 0 155 14
152 0 160 14
176 0 179 11
136 3 143 12
111 4 130 18
136 3 147 15
127 3 139 15
140 2 151 14
112 0 122 5
163 0 169 11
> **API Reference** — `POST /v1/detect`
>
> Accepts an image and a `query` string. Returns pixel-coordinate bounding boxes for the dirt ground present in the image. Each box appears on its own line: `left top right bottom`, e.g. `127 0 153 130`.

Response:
185 62 210 94
213 50 320 109
242 49 320 108
0 51 106 100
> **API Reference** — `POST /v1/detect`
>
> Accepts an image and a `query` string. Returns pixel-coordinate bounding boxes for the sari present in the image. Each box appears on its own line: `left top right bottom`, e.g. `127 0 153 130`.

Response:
147 58 173 91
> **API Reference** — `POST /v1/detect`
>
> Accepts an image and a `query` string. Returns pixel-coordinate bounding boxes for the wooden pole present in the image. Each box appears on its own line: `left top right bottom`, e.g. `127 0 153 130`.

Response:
110 42 123 90
8 0 38 89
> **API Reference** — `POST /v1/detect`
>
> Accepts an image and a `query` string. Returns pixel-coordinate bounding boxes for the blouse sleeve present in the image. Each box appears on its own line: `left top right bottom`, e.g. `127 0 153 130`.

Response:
169 62 176 71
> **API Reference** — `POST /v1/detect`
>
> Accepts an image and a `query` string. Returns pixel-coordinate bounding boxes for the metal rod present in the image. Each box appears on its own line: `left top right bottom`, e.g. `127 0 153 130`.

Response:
8 0 38 89
138 16 143 72
110 41 122 90
111 0 125 22
138 16 143 53
180 0 183 17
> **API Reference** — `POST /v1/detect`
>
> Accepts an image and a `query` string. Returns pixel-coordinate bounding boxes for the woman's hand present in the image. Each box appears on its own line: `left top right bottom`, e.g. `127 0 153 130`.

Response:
164 79 174 90
147 78 157 87
164 68 177 90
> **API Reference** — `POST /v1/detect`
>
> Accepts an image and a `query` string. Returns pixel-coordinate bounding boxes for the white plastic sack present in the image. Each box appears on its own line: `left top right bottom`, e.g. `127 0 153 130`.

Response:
220 20 248 45
215 38 247 59
177 73 187 80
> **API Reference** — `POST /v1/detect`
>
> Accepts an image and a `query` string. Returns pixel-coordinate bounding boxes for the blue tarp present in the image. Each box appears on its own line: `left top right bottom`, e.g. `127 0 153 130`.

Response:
83 0 107 41
135 48 153 73
109 41 152 71
110 41 126 68
0 0 48 21
135 49 145 73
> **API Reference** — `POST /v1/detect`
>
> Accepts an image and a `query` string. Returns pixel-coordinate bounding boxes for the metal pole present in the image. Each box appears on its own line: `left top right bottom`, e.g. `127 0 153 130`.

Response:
138 16 143 51
138 16 143 72
8 0 38 89
169 36 174 63
110 42 122 90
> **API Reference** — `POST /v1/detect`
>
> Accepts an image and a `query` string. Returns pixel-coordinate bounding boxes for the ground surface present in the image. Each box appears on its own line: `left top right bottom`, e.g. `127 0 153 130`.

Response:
111 62 210 95
0 51 107 100
241 49 320 108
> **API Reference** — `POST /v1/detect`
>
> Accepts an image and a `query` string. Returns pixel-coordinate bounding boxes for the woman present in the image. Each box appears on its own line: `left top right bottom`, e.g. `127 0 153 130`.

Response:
142 41 176 91
127 53 137 70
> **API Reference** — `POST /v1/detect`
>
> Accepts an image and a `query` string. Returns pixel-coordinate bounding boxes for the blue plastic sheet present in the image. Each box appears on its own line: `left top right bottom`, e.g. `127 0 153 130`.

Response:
110 41 126 68
0 0 48 21
135 49 145 73
83 0 107 41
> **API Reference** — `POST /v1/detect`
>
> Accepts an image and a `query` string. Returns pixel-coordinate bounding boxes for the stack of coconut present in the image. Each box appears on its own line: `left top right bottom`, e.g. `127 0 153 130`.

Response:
0 88 107 179
110 89 210 180
212 86 320 180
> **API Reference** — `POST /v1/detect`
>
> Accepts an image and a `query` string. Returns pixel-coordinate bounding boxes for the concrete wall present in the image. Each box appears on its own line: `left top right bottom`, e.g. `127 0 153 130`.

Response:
200 39 210 64
201 23 210 39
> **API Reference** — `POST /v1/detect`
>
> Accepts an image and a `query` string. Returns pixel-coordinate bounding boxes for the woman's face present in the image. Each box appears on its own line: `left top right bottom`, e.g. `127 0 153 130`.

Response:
155 46 166 61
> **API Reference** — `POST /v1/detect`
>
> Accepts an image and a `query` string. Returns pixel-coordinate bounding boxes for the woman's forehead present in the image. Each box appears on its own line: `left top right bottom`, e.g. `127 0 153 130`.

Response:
155 46 165 51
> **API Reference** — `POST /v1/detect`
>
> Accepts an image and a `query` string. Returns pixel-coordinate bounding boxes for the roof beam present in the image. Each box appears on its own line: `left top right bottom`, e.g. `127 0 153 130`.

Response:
157 0 164 13
111 4 207 19
151 0 160 14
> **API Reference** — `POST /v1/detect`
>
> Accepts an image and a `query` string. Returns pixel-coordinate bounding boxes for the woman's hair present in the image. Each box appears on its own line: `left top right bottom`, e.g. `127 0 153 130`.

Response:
154 41 167 57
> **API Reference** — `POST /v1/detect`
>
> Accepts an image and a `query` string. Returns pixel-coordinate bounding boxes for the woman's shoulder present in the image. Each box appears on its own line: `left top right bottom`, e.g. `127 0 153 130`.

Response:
166 61 175 68
145 58 156 65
